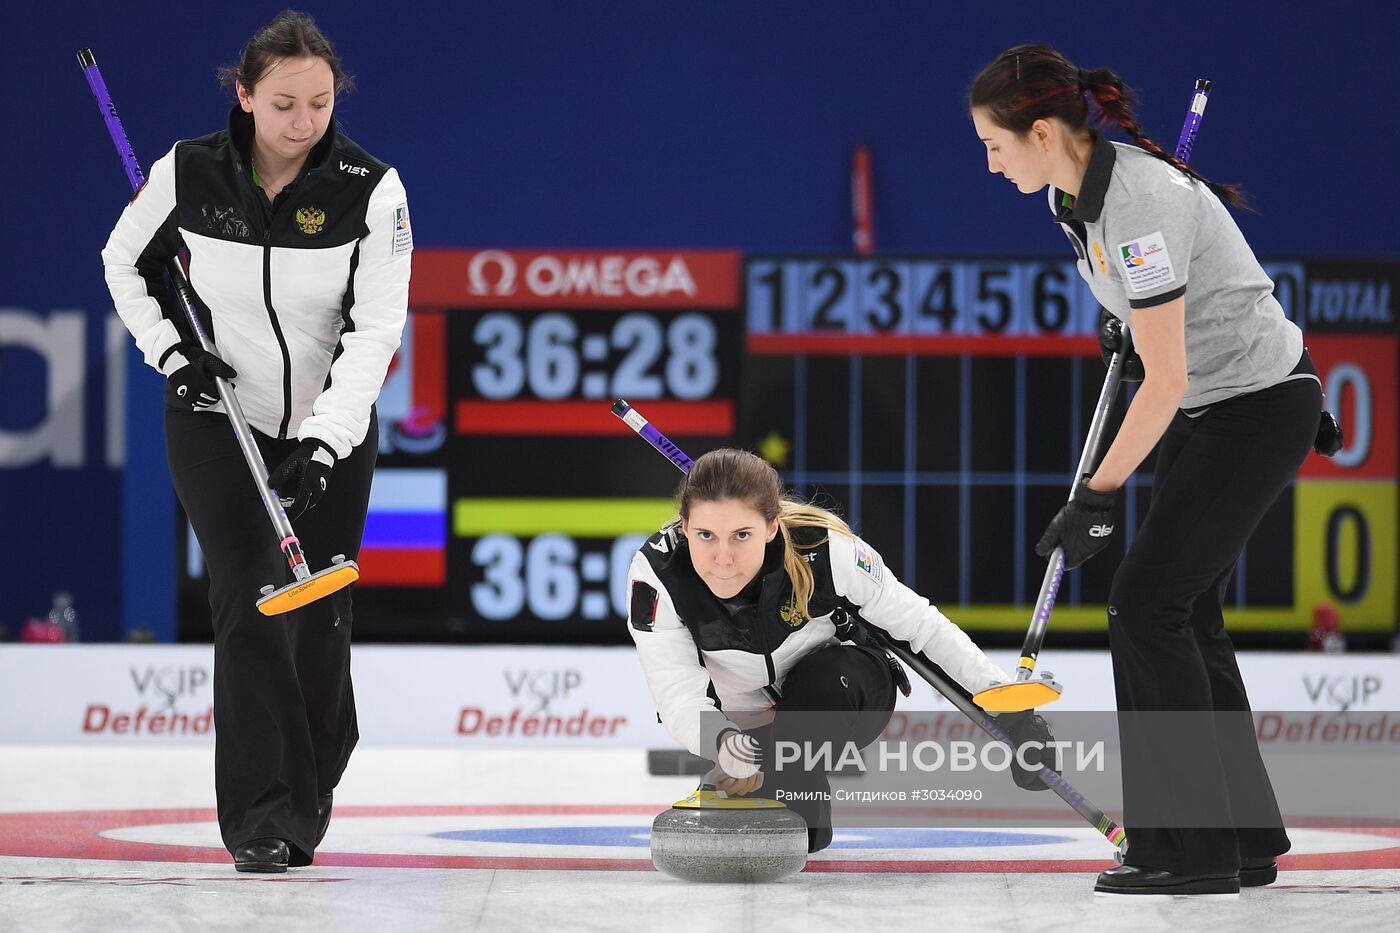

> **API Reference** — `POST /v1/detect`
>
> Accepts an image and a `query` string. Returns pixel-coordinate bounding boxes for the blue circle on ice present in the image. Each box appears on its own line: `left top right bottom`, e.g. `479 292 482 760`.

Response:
431 827 1072 849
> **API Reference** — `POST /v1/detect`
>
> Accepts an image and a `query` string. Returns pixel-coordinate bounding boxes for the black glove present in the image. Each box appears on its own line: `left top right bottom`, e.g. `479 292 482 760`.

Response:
267 439 336 520
996 711 1059 792
1036 482 1119 570
1314 410 1343 457
162 343 237 411
1098 307 1144 382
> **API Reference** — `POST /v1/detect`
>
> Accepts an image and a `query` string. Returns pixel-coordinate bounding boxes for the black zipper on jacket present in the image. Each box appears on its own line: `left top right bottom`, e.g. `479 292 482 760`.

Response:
234 126 308 440
256 206 295 439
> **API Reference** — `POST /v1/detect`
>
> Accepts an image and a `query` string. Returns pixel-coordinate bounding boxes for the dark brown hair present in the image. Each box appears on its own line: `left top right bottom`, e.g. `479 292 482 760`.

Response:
218 10 354 95
969 44 1246 209
677 449 853 620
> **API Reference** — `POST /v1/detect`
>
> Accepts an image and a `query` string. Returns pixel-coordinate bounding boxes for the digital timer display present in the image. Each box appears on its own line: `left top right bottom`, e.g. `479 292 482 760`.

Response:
469 312 721 402
467 534 648 622
449 495 676 636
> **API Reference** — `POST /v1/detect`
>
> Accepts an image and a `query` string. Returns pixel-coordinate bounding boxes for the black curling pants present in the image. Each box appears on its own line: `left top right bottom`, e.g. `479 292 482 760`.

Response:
166 407 377 865
1107 370 1319 876
757 644 897 853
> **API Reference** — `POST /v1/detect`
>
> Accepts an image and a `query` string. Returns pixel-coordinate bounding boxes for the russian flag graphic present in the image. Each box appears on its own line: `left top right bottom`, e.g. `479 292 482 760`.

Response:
358 468 447 586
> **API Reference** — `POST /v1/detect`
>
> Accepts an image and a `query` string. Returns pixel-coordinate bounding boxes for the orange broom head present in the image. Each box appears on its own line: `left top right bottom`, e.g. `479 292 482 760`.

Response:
973 679 1063 713
256 560 359 617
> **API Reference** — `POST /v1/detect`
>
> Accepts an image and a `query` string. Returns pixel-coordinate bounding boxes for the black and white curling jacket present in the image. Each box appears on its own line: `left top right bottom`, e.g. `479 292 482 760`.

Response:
102 107 411 459
627 524 1010 758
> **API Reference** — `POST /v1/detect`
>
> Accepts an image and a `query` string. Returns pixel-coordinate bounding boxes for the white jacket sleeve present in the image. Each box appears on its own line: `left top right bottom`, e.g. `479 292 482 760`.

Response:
101 145 189 376
827 532 1010 695
297 168 412 458
626 551 742 758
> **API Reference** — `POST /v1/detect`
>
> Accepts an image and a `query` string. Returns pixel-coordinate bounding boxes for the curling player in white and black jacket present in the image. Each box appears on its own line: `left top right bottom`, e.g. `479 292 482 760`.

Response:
627 448 1057 852
101 14 409 873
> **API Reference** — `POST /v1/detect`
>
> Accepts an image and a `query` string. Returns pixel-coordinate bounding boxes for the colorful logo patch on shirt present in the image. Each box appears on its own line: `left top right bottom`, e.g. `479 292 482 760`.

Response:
779 595 805 628
295 206 326 236
1092 241 1107 273
854 540 884 583
392 204 413 255
1116 231 1176 294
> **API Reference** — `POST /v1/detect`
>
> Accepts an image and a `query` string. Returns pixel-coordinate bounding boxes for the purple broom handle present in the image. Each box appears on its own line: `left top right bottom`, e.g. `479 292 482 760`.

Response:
77 50 147 194
1174 78 1212 163
611 399 694 474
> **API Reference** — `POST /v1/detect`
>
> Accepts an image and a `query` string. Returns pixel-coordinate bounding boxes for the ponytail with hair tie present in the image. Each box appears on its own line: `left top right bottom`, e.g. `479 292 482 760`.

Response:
970 46 1250 210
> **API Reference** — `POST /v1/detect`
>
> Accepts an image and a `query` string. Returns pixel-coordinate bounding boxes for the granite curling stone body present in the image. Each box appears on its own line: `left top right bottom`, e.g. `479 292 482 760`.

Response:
650 788 808 882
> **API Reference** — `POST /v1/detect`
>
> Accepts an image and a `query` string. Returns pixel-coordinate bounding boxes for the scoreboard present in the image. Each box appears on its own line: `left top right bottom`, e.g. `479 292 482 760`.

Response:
176 250 1396 641
741 256 1397 634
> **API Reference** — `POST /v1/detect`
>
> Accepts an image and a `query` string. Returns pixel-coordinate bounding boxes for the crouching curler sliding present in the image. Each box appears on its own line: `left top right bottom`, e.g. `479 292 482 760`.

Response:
612 398 1126 858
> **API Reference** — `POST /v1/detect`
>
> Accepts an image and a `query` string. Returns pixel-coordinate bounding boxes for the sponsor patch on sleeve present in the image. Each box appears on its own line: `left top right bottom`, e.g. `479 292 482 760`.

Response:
1116 231 1175 293
392 204 413 255
853 539 884 584
629 580 659 632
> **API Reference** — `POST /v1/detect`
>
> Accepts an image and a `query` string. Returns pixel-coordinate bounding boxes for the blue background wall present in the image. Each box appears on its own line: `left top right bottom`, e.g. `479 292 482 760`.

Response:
1 1 1396 640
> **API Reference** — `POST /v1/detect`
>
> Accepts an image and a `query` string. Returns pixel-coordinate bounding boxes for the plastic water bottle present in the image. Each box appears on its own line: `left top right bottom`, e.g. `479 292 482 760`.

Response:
48 592 80 643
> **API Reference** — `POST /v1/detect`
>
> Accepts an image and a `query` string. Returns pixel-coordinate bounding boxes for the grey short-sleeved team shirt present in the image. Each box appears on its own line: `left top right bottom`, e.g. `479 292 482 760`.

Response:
1050 133 1303 408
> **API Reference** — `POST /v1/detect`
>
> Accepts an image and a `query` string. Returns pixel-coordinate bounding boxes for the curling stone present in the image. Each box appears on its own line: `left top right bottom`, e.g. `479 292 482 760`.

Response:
650 786 808 882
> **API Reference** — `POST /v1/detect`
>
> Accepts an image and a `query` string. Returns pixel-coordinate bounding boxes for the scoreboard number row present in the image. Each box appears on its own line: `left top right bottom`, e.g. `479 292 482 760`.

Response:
748 259 1103 336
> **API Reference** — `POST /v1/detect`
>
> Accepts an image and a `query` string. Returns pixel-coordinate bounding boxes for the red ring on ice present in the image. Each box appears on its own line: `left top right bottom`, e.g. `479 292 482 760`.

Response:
2 806 1399 872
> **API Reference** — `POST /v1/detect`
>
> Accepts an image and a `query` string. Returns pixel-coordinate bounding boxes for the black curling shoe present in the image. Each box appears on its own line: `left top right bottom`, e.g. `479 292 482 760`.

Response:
1240 856 1279 887
316 793 334 847
1095 863 1239 896
234 837 289 873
